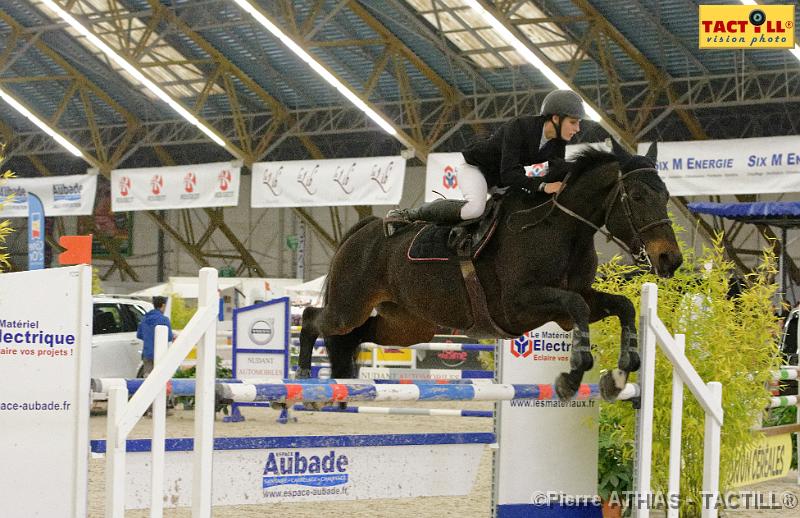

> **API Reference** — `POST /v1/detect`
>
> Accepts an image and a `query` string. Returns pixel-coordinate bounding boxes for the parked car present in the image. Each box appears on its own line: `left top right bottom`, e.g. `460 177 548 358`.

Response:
92 295 153 380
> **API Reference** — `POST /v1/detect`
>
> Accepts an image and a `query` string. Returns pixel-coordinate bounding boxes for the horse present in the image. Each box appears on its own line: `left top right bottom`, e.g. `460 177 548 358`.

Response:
297 140 682 401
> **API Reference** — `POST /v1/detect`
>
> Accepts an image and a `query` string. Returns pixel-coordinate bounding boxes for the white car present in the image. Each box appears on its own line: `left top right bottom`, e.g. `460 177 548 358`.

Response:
92 295 154 379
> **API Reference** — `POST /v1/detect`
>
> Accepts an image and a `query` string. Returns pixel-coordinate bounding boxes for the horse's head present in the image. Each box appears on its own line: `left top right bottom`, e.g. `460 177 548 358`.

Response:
600 139 682 277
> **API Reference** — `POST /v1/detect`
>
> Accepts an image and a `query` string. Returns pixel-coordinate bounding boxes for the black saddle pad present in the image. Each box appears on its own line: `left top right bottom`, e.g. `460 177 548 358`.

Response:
407 224 453 261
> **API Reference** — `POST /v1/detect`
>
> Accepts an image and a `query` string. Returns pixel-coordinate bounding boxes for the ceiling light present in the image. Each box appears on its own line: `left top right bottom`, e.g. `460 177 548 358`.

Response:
230 0 402 139
41 0 232 153
463 0 602 122
0 85 83 158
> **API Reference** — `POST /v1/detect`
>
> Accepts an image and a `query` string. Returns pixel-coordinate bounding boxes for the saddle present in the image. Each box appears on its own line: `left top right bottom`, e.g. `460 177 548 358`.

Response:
387 191 518 339
405 194 503 262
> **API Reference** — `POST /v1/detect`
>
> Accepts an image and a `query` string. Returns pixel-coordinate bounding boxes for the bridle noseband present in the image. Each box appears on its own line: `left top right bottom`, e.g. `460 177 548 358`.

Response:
509 167 672 270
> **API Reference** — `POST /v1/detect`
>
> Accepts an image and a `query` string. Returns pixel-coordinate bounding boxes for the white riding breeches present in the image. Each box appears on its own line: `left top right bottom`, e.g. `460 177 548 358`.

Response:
457 162 488 220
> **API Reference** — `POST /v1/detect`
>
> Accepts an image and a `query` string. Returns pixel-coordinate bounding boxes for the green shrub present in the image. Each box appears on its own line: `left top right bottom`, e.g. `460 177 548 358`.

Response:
593 233 782 516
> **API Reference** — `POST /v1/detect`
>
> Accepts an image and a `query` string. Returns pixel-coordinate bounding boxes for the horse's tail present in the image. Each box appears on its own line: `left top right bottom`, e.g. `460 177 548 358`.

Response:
320 216 379 305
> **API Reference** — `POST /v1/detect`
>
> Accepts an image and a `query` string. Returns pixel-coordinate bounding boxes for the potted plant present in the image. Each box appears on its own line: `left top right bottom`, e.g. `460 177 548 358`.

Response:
598 410 633 518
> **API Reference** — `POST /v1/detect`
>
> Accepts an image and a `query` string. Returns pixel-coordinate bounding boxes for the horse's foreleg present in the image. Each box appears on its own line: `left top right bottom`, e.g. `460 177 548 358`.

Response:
505 287 593 401
583 289 639 401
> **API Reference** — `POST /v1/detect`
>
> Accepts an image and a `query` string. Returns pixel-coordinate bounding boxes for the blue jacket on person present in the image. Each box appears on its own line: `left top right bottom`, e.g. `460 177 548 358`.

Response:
137 309 174 360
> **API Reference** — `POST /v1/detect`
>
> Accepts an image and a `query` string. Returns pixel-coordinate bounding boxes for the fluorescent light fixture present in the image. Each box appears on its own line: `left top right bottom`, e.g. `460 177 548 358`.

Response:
463 0 602 122
739 0 800 63
231 0 399 137
41 0 229 150
0 85 83 157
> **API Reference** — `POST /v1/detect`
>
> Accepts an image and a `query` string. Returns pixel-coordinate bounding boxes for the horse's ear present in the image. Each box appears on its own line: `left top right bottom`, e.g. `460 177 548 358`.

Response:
645 141 658 161
610 138 632 162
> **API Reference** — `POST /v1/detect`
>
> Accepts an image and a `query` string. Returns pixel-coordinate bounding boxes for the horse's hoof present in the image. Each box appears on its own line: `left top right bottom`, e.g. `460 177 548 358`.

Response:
296 368 311 379
599 369 628 401
555 372 580 401
569 351 594 372
619 351 640 372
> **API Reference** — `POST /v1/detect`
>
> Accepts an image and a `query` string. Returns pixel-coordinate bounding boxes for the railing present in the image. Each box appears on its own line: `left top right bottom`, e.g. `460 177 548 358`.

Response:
104 268 218 518
636 283 724 518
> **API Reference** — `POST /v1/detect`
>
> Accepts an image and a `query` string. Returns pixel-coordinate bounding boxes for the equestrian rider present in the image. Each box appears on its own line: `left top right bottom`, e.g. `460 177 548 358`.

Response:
387 89 585 225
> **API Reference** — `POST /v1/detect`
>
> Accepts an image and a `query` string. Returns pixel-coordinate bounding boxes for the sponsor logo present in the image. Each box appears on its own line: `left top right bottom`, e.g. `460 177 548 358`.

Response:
525 162 548 177
699 5 795 49
218 169 232 191
30 213 42 239
511 334 533 358
262 166 283 196
184 172 197 193
150 174 164 195
334 163 356 194
263 450 349 489
297 165 319 195
118 176 131 197
370 161 393 193
249 319 274 346
52 183 83 202
0 186 28 204
442 165 458 189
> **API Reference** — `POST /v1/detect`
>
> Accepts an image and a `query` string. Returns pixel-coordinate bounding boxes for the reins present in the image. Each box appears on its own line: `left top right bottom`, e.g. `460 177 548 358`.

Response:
506 166 672 269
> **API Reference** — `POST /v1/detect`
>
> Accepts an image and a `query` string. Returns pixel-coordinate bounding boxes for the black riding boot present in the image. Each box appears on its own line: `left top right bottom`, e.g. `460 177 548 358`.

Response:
389 199 466 224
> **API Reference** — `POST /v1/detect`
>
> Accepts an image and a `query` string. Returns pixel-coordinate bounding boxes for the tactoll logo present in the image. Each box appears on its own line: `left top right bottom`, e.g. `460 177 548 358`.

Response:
699 5 795 49
442 165 458 189
262 450 349 489
184 172 197 193
119 176 131 197
150 174 164 195
511 334 533 358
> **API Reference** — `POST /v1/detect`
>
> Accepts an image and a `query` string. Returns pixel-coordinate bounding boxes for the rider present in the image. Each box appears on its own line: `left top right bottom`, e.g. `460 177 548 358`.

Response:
387 89 585 226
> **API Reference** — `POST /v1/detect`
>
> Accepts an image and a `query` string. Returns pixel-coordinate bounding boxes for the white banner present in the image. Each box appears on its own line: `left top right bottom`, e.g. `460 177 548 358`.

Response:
0 174 97 217
251 156 405 207
104 437 485 508
638 136 800 196
1 266 92 517
425 145 588 202
111 162 240 211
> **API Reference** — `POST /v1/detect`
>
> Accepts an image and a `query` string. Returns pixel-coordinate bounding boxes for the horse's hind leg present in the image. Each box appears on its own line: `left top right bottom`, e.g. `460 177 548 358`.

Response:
583 289 639 401
297 306 323 378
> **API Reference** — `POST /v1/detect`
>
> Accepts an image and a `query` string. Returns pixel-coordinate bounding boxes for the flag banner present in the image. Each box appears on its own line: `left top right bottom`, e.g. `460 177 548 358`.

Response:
0 174 97 217
251 156 405 207
638 136 800 195
111 162 240 211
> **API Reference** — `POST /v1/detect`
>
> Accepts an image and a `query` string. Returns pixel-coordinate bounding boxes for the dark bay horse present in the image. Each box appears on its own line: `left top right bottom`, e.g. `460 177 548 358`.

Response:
297 141 682 401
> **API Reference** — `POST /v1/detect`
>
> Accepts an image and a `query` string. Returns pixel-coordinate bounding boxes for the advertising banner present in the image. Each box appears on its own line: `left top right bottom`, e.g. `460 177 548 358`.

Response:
728 433 793 488
91 434 488 508
494 323 601 517
251 156 405 207
0 173 97 217
0 266 92 517
232 297 290 380
638 136 800 196
28 193 45 270
111 162 240 211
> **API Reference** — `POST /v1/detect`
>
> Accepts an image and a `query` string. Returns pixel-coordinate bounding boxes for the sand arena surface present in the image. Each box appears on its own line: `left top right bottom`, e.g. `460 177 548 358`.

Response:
87 403 799 518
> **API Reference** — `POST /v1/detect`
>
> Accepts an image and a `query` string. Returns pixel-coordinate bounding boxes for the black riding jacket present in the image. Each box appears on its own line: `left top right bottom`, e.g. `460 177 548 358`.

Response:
461 115 566 192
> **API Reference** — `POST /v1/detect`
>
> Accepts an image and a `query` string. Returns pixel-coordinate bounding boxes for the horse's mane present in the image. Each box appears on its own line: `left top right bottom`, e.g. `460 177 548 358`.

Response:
569 146 667 194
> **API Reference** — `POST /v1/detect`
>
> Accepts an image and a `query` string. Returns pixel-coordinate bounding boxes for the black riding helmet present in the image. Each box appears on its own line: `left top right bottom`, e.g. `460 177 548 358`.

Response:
540 90 586 142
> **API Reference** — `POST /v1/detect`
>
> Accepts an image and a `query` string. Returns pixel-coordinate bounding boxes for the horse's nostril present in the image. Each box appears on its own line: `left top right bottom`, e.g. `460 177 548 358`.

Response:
659 251 682 275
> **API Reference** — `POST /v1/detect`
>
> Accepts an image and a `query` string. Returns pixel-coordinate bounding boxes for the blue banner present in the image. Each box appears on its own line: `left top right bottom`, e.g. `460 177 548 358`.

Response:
27 193 45 270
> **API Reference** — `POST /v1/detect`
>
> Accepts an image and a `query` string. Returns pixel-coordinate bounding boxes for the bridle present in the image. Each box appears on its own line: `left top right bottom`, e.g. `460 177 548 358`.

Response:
509 167 672 270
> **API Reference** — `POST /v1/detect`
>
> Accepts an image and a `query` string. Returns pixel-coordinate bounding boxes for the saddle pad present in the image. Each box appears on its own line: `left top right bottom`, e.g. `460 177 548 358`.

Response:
407 224 452 261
